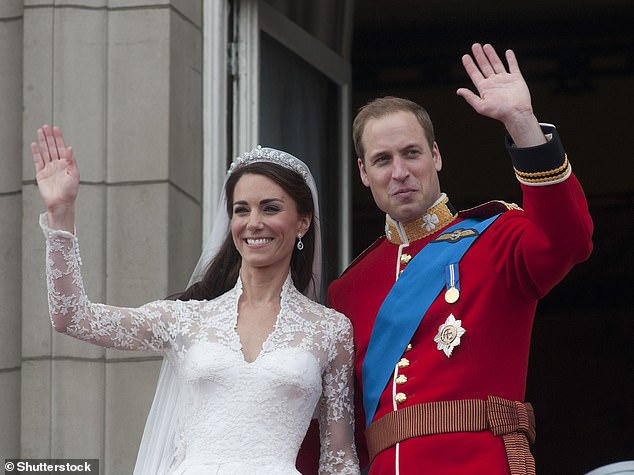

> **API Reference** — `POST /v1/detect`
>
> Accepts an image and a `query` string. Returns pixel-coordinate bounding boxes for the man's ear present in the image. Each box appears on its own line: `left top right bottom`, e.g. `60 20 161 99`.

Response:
358 157 370 187
432 142 442 172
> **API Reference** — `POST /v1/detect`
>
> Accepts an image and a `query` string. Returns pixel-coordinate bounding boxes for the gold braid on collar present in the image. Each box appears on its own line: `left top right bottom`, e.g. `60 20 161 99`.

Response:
385 196 458 245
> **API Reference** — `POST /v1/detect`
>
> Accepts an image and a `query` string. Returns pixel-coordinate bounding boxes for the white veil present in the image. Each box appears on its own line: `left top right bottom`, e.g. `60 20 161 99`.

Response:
133 146 322 474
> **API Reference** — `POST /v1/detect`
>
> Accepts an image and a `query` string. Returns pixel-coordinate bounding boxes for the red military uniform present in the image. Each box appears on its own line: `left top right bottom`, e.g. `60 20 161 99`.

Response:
328 125 593 475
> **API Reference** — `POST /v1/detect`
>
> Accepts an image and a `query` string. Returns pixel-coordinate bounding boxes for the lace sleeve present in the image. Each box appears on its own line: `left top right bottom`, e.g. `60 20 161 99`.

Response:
318 313 360 474
40 213 174 351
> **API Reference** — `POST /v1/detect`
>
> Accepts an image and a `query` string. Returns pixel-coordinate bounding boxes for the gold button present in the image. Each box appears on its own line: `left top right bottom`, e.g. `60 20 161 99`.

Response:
405 343 413 352
395 392 407 404
395 374 408 385
397 358 410 369
400 253 412 265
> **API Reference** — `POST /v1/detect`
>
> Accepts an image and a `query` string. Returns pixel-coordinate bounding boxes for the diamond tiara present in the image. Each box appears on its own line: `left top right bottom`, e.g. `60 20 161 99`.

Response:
227 145 310 182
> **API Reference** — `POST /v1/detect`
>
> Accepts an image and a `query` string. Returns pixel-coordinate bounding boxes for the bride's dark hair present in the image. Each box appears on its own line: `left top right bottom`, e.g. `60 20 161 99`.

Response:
178 162 316 301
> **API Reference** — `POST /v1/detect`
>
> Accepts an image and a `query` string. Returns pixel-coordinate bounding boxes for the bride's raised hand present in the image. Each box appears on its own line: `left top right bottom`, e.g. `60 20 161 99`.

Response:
32 125 80 230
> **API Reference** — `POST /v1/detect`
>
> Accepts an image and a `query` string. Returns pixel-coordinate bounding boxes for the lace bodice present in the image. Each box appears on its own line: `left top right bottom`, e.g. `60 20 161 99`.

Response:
41 214 359 474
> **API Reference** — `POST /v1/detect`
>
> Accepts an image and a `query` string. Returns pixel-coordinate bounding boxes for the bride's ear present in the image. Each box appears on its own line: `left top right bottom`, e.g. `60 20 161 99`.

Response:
297 213 312 236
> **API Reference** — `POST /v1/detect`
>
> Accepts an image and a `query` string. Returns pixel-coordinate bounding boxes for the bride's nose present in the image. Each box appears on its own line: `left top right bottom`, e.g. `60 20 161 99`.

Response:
246 211 264 230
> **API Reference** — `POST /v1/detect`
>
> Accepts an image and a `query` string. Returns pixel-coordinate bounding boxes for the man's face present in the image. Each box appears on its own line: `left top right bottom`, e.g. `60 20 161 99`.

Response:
358 111 442 223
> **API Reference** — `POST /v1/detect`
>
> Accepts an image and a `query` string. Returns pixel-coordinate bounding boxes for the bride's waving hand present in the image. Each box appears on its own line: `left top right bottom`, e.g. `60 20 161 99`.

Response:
32 124 79 232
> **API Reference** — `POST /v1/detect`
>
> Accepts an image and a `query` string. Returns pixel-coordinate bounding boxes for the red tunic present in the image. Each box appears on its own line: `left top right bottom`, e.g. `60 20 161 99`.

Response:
327 130 593 475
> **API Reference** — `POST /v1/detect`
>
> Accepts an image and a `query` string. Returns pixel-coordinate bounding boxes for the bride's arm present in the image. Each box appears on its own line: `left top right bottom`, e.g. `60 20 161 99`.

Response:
318 314 360 475
33 125 176 351
41 214 176 351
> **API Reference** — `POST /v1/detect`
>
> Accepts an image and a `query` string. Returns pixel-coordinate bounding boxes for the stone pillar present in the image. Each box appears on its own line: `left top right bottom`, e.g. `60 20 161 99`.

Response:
0 0 24 460
21 1 202 472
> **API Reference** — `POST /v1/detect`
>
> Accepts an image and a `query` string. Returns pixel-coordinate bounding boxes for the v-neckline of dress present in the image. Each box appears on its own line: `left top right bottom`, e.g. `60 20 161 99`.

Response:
231 273 293 365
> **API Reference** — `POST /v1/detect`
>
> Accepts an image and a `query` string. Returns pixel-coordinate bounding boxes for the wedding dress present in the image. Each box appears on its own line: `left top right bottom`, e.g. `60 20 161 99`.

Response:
41 214 359 474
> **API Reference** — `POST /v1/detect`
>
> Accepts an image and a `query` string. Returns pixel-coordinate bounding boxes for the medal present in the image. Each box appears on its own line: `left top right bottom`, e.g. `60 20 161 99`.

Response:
434 313 466 357
444 263 460 303
445 286 460 303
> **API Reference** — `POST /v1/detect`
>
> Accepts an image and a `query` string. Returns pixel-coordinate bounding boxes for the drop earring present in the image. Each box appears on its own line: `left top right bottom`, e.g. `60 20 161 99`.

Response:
296 234 304 251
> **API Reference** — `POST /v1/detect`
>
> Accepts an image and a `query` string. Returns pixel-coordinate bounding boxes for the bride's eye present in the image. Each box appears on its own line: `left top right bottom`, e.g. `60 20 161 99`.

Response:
264 205 281 214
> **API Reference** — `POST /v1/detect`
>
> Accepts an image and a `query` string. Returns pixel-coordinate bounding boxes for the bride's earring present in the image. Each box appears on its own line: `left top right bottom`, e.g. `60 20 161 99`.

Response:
296 234 304 251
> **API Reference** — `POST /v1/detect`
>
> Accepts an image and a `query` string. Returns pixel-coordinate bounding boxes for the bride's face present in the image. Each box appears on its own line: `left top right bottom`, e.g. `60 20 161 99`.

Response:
230 173 310 271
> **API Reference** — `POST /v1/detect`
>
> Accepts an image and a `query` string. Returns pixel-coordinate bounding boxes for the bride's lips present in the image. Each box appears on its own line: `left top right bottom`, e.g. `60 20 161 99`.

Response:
244 237 273 246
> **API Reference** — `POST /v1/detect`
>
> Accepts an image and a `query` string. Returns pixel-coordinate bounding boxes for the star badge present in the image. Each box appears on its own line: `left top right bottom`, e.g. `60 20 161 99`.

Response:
434 313 466 357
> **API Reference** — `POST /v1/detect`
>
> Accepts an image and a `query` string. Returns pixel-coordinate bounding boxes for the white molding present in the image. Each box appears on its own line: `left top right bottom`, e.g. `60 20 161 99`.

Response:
202 0 229 245
338 83 352 272
233 0 260 155
338 0 354 271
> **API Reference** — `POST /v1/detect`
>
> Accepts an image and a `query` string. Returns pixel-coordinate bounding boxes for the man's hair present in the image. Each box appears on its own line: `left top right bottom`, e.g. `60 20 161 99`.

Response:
353 96 435 162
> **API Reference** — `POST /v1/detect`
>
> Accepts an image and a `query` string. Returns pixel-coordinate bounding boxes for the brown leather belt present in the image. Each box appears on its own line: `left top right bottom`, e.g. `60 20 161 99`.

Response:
365 396 536 475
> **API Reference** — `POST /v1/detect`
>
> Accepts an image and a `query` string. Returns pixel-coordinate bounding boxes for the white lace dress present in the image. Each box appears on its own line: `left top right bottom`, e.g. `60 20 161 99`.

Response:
41 215 359 475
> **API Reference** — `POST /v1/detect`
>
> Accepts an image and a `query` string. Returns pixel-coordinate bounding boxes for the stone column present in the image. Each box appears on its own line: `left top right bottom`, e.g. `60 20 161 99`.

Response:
21 1 202 472
0 0 24 460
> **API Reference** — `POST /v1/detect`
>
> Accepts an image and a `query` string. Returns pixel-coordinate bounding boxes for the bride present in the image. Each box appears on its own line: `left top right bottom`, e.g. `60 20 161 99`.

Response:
32 125 359 474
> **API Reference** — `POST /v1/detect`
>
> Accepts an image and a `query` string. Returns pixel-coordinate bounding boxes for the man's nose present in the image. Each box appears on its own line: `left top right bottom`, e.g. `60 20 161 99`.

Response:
391 156 409 181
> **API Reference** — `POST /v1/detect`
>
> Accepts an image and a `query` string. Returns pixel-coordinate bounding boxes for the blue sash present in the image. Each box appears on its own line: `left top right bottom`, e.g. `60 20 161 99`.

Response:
362 215 501 425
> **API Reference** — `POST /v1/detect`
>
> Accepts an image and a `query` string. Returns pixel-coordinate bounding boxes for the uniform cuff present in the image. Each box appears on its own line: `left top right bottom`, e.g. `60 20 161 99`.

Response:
505 124 572 186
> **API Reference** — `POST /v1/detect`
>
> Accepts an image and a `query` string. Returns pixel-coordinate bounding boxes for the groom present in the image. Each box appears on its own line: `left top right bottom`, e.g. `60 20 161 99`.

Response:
299 43 593 475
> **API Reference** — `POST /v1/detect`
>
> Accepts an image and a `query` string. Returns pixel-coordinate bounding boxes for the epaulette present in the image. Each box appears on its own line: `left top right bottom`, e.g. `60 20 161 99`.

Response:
458 200 522 219
338 235 385 277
